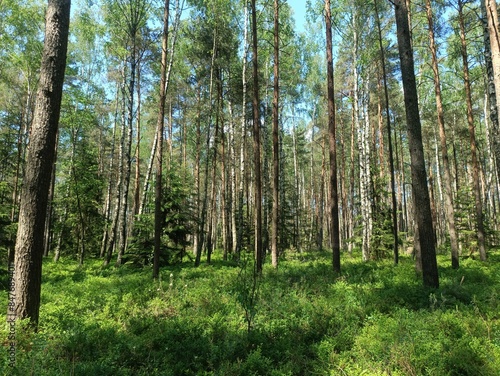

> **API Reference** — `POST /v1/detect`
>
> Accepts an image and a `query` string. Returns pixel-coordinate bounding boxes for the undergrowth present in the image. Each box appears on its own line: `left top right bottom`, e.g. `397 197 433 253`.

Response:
1 250 499 375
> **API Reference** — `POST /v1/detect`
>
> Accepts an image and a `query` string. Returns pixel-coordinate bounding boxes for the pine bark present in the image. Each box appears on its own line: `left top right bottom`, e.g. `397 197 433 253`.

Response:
10 0 70 325
325 0 341 274
271 0 280 268
374 0 398 264
251 0 263 274
153 0 169 279
425 0 460 269
458 0 487 261
394 0 439 288
483 0 500 181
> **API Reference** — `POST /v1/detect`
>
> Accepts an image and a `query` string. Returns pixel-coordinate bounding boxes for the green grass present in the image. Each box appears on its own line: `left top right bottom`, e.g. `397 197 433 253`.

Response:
1 250 499 375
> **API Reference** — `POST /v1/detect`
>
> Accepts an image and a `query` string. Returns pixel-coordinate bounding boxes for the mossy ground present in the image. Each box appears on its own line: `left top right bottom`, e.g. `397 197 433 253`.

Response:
1 250 499 375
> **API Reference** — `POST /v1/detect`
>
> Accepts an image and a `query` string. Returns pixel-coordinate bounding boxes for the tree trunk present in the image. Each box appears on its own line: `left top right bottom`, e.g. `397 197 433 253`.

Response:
271 0 280 268
133 61 142 218
153 0 170 279
10 0 70 325
196 32 218 267
43 133 58 257
251 0 263 274
394 0 439 288
426 0 460 269
458 0 487 261
374 0 398 264
325 0 341 274
483 0 500 184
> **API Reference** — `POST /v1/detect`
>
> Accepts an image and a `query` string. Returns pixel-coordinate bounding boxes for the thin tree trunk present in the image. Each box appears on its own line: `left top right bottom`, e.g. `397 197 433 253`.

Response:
235 3 249 261
153 0 170 279
271 0 279 268
116 58 136 266
458 0 487 261
483 0 500 183
133 61 142 218
138 131 157 217
195 32 218 267
43 133 58 257
374 0 398 264
394 0 439 288
206 71 221 264
325 0 341 274
426 0 460 268
251 0 263 274
193 88 202 257
54 182 70 262
228 100 238 255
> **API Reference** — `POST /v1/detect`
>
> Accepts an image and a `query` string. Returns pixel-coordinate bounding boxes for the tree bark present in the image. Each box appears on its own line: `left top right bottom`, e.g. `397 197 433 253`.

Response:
374 0 398 264
425 0 460 269
325 0 341 274
458 0 487 261
271 0 280 269
394 0 439 288
10 0 70 325
153 0 170 279
251 0 263 274
483 0 500 184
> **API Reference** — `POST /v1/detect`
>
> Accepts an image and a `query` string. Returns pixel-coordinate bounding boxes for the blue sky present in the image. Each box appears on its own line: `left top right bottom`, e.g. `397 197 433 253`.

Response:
287 0 307 33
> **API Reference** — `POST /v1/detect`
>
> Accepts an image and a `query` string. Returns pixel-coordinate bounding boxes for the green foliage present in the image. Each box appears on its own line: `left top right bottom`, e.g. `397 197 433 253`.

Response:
1 250 499 375
126 164 195 266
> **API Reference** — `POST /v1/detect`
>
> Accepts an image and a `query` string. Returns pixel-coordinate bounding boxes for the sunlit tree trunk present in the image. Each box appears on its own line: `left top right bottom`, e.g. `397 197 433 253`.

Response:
374 0 398 264
10 0 70 325
235 3 249 261
394 0 439 288
325 0 341 274
271 0 280 268
458 0 487 261
483 0 500 183
133 61 142 218
426 0 460 269
153 0 169 279
251 0 263 274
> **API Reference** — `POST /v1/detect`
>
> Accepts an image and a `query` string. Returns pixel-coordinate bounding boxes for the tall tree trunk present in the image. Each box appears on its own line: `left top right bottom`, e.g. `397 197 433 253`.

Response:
251 0 263 274
426 0 460 269
206 70 221 264
291 123 301 251
116 55 136 266
193 88 202 257
133 61 142 218
483 0 500 183
195 32 218 267
271 0 280 268
228 100 238 256
43 133 58 257
458 0 487 261
10 0 70 325
325 0 341 274
374 0 398 264
153 0 170 279
104 85 125 266
318 134 326 251
8 91 33 265
137 1 181 218
394 0 439 288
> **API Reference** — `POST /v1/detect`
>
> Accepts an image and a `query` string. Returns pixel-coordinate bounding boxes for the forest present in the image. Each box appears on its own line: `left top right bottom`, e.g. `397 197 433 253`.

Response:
1 0 500 374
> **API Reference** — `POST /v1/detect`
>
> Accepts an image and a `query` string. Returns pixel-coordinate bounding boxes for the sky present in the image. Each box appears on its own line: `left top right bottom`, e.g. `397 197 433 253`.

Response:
287 0 307 33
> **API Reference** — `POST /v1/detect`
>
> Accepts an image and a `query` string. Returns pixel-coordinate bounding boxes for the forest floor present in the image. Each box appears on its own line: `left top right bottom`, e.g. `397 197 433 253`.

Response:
1 249 500 375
